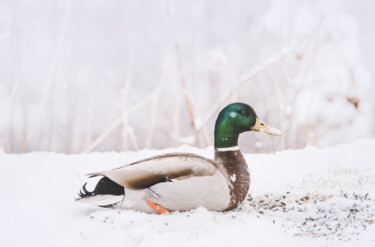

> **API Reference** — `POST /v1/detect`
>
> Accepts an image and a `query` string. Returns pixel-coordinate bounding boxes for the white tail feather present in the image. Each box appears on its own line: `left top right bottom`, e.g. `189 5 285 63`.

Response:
76 194 124 206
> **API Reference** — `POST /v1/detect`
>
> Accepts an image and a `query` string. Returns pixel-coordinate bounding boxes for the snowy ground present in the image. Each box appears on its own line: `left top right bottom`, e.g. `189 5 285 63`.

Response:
1 139 375 247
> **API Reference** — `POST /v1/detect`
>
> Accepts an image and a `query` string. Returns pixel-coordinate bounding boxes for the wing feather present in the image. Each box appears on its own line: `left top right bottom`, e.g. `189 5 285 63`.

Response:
88 153 218 190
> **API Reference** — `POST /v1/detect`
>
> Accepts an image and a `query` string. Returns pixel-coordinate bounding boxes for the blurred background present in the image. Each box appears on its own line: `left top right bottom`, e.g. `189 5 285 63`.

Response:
0 0 374 154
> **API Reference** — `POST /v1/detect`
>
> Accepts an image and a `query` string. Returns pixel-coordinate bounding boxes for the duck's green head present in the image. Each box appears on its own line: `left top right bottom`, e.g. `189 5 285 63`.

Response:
214 103 281 149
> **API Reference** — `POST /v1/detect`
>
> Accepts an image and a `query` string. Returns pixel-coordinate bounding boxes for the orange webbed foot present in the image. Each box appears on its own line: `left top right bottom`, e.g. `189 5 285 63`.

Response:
146 200 171 215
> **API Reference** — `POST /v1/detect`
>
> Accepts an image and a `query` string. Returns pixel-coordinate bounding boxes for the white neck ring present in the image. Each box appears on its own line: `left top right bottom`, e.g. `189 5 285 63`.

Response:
216 146 239 152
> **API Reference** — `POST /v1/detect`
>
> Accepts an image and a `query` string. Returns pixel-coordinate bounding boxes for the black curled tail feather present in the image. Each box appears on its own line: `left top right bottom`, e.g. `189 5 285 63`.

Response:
78 176 125 198
78 183 93 198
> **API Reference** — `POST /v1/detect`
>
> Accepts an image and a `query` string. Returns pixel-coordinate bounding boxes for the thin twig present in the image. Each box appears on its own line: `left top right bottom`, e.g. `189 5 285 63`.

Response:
86 72 93 146
25 0 72 152
9 1 19 153
47 82 55 152
39 0 71 107
128 126 139 151
174 43 196 129
119 82 131 151
172 99 181 146
66 100 76 154
145 93 159 148
21 92 29 152
166 1 198 146
120 38 136 151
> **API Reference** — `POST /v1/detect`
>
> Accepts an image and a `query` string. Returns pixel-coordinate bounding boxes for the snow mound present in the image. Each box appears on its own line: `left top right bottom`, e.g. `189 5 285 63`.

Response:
0 139 374 246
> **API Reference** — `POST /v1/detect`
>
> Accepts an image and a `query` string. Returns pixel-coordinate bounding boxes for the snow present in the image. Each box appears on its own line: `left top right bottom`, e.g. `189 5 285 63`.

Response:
0 139 374 246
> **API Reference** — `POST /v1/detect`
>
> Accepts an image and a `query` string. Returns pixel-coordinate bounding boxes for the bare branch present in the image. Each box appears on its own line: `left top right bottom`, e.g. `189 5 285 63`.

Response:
145 93 159 148
174 42 196 129
39 0 71 107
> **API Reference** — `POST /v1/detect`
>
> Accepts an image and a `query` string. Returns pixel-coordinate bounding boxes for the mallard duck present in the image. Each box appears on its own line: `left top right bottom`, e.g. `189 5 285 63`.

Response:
77 102 280 214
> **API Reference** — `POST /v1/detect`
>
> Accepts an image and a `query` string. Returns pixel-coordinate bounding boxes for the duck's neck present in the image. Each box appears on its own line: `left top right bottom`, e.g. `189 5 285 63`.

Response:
214 125 239 150
214 118 249 210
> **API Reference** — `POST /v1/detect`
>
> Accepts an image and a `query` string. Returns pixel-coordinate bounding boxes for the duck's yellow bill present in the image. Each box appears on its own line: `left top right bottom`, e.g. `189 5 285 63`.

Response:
251 118 281 137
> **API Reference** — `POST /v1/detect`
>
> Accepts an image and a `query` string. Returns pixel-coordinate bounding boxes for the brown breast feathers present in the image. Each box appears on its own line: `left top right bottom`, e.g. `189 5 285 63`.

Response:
214 150 250 210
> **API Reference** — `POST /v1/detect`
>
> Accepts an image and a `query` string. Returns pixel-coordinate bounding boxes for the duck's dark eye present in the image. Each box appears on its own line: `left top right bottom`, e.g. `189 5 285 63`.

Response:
240 110 248 117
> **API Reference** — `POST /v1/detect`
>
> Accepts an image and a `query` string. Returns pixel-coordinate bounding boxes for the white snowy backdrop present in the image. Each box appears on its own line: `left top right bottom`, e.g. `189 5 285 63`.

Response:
1 1 375 247
0 0 374 154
